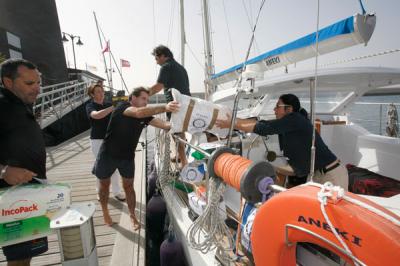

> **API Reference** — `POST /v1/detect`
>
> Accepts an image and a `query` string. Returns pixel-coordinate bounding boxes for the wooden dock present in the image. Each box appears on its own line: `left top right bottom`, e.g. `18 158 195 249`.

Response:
0 131 146 266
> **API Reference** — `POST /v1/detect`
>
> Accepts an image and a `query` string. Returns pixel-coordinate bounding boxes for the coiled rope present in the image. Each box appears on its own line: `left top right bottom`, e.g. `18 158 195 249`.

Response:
186 177 235 261
214 153 252 191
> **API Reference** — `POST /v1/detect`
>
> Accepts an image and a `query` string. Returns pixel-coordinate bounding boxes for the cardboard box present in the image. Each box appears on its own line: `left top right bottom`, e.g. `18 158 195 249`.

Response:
0 183 71 246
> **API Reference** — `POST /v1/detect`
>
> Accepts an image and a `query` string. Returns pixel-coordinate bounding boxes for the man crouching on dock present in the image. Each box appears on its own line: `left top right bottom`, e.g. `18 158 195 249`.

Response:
93 87 179 230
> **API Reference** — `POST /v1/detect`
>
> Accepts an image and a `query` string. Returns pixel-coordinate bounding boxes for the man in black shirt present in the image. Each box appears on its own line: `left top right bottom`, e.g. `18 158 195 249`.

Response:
93 87 179 230
149 45 190 167
0 59 48 265
86 83 125 201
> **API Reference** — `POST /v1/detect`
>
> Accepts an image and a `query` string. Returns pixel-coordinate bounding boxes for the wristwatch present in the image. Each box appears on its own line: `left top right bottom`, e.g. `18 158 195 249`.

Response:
0 165 8 179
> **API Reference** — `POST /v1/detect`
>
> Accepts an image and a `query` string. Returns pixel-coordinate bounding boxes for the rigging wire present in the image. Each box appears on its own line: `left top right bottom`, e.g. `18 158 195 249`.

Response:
152 0 159 86
309 0 320 182
236 0 266 87
241 0 260 55
319 48 400 67
97 23 129 93
152 0 156 45
186 43 205 70
358 0 367 15
167 0 176 48
222 0 236 65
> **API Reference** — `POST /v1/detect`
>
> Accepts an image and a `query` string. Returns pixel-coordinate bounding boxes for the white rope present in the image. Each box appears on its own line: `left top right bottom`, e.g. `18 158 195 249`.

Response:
309 181 400 227
186 177 235 261
155 130 235 260
313 181 400 265
342 195 400 227
317 182 363 266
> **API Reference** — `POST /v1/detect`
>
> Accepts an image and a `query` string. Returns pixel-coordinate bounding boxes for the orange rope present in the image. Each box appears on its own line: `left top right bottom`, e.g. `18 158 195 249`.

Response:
214 153 252 191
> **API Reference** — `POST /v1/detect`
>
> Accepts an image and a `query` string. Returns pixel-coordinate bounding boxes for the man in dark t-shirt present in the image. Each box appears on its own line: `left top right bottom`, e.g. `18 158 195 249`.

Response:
0 59 48 265
85 84 124 201
93 87 179 230
149 45 190 167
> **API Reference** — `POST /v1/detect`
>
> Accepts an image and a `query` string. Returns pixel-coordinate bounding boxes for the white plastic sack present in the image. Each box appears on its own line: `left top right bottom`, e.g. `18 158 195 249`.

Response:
171 89 231 137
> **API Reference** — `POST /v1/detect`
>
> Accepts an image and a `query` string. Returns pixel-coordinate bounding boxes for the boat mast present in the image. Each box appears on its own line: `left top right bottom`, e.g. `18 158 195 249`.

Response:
201 0 215 100
179 0 185 66
93 12 111 87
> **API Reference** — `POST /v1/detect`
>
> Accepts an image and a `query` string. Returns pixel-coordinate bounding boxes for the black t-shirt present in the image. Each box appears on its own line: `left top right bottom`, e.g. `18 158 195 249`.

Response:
103 102 153 159
0 87 46 188
253 112 337 177
157 58 191 102
85 100 112 139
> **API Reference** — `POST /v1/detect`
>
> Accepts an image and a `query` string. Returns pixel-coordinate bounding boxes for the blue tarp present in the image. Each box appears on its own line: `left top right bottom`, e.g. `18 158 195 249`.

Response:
211 15 355 80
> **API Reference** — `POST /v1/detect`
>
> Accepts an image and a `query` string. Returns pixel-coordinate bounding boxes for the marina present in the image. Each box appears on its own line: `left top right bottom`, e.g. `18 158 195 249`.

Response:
1 0 400 265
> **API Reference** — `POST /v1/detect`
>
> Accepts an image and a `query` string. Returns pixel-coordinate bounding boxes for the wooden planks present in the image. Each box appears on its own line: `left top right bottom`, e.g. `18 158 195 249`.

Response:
109 144 147 266
0 130 147 266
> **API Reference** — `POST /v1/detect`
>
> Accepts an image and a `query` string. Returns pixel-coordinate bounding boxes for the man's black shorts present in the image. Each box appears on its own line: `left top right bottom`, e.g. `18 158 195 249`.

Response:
2 237 48 261
93 150 135 179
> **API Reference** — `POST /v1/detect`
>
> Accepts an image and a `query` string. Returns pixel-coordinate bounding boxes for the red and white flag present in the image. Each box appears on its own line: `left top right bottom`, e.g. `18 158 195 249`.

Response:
121 59 131 68
102 40 110 54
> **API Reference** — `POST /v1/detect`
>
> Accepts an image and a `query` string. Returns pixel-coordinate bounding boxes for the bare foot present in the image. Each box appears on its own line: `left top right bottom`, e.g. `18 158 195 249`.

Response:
104 214 114 226
130 215 141 231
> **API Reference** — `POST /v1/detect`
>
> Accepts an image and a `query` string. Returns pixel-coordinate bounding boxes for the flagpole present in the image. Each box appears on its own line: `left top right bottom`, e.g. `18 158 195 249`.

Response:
120 59 124 91
109 53 129 93
109 41 113 88
96 24 129 93
93 12 111 87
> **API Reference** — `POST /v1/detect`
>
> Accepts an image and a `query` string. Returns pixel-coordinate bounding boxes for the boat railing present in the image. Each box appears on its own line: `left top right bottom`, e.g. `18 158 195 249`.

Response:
285 224 366 265
34 80 91 128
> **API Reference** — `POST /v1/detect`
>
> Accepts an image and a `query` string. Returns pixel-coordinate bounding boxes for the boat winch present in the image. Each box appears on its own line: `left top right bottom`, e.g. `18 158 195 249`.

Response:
208 147 276 203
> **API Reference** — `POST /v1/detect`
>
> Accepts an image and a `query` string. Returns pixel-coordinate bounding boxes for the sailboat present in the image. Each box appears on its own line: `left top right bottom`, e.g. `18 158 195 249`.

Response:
149 1 400 265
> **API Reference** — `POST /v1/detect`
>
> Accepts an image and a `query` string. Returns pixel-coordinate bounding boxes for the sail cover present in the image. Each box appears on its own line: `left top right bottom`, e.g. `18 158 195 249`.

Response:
211 13 376 85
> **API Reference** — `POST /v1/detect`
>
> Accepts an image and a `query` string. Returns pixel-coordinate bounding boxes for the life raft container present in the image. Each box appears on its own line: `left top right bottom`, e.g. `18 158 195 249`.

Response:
251 184 400 266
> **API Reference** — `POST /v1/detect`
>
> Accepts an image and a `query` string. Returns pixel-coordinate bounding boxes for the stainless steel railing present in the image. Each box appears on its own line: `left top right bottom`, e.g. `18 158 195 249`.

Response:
33 80 91 128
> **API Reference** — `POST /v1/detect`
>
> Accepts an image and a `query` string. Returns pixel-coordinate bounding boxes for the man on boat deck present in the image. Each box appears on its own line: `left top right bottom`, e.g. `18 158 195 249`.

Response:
216 93 349 189
0 59 48 265
148 45 190 168
93 87 179 229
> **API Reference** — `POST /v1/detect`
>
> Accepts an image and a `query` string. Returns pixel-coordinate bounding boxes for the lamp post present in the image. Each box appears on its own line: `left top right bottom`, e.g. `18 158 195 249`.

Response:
62 32 83 70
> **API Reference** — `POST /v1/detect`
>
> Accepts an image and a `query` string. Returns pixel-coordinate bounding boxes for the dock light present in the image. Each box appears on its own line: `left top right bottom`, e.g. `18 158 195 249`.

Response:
51 202 98 266
61 32 84 70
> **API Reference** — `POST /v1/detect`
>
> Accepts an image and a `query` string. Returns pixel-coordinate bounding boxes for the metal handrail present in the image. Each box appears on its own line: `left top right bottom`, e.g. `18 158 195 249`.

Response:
33 80 91 128
285 224 366 266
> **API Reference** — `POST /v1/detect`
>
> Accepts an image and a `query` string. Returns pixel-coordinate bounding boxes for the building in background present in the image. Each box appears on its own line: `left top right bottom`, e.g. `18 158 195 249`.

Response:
0 0 68 85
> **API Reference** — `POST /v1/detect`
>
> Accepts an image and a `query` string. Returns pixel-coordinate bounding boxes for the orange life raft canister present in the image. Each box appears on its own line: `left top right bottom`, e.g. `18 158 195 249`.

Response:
250 184 400 265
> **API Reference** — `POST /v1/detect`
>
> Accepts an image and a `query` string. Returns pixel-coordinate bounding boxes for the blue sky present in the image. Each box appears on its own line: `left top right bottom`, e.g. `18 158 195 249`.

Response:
56 0 400 93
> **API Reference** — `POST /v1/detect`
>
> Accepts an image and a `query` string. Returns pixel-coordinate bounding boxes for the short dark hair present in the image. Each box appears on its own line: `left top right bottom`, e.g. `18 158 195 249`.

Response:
129 87 149 101
0 59 37 84
151 45 174 59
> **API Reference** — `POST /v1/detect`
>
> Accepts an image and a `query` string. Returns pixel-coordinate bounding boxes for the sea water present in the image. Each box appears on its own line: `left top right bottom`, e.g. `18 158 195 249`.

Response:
348 95 400 135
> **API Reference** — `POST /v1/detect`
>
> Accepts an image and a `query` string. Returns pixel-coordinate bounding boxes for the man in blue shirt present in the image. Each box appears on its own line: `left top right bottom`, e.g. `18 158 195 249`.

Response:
216 94 348 189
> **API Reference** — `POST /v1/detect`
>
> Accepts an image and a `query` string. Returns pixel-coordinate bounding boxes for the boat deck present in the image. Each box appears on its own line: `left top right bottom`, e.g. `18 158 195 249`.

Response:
0 131 146 266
